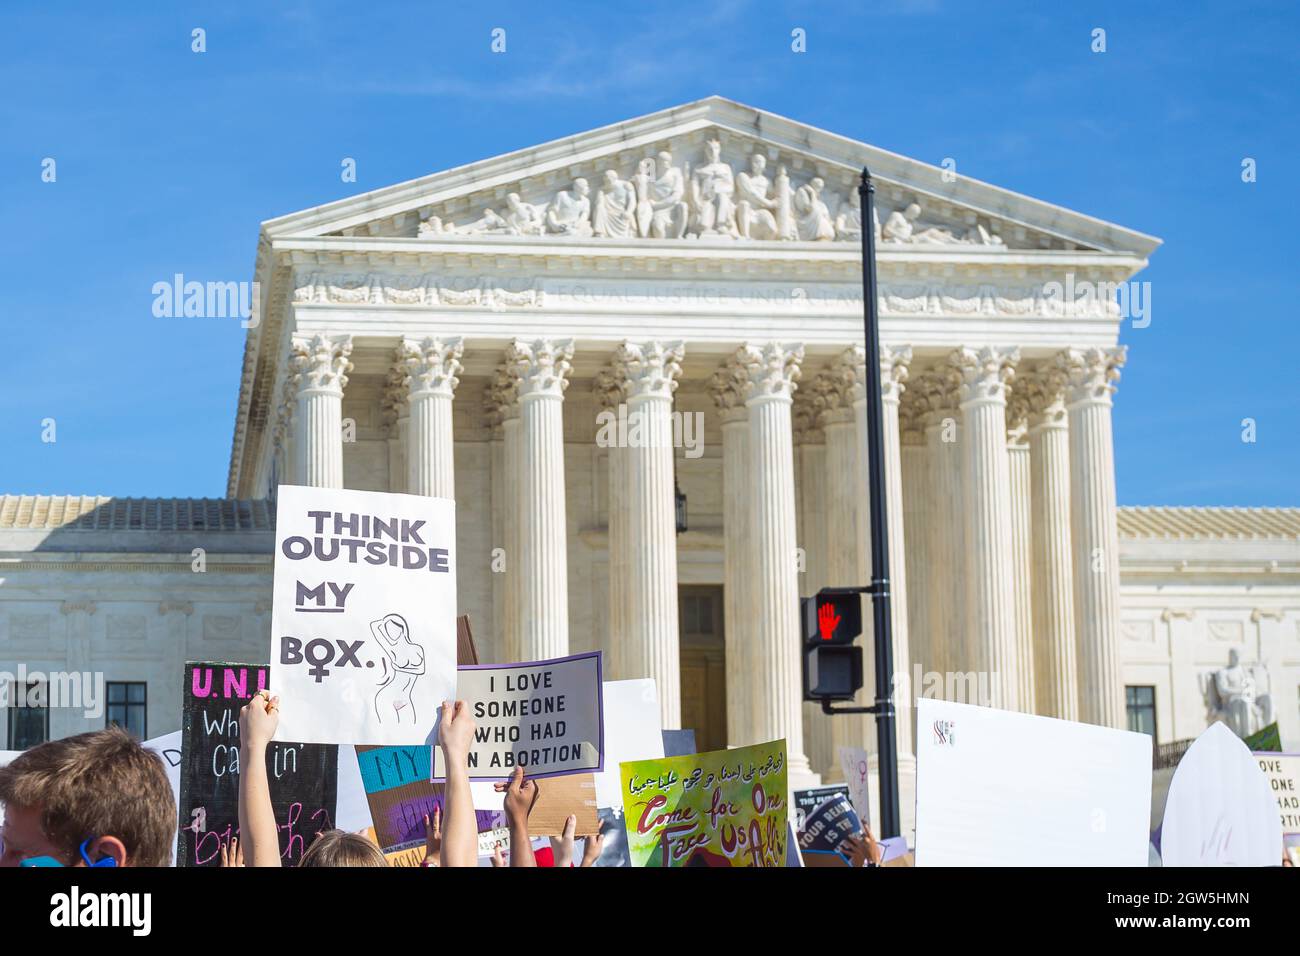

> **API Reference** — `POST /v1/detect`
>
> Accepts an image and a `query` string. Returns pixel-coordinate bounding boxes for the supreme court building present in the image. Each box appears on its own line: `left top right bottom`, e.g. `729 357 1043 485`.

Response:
3 99 1298 791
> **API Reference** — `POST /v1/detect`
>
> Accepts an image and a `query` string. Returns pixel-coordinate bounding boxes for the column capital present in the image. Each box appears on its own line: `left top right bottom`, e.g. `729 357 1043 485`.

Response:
792 387 825 443
381 351 411 431
1058 346 1126 407
401 336 464 400
873 345 913 404
485 365 520 427
272 369 300 450
157 601 194 616
1019 364 1071 430
909 366 964 427
736 342 804 405
950 345 1019 407
290 333 353 396
508 338 574 400
898 389 929 445
709 360 750 424
613 341 684 402
1006 382 1031 446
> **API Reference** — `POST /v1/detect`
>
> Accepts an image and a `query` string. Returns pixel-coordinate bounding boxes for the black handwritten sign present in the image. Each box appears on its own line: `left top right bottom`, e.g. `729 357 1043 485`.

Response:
176 662 338 867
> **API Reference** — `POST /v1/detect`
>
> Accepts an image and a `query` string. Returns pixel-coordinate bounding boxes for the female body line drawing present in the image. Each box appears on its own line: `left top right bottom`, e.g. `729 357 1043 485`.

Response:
371 612 425 725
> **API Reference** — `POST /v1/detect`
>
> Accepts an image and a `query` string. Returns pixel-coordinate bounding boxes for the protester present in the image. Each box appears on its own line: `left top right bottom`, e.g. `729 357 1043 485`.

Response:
0 726 175 867
236 690 479 867
219 835 244 867
844 824 885 868
488 765 603 867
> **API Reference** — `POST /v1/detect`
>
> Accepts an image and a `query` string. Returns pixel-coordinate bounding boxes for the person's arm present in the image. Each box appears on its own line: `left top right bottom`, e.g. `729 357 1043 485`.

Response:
579 831 604 868
494 765 537 867
237 692 282 867
420 807 441 867
437 700 477 867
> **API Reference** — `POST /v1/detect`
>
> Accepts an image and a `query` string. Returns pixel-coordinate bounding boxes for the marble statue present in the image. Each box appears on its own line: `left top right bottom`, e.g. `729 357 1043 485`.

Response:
632 157 657 237
1201 649 1275 738
648 150 688 239
418 215 450 237
735 153 780 239
545 178 594 237
834 185 862 241
503 192 544 236
773 164 795 240
881 201 1005 246
592 169 638 239
793 176 835 241
689 139 736 236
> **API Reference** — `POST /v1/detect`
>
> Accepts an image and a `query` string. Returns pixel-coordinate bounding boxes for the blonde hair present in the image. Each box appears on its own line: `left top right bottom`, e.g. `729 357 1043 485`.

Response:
298 829 390 867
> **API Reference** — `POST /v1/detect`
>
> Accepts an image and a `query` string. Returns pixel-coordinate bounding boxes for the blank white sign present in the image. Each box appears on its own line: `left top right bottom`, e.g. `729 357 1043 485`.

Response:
915 698 1152 866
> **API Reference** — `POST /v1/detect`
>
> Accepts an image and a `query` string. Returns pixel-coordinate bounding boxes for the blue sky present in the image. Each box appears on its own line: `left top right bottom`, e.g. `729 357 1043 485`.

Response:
1 1 1296 505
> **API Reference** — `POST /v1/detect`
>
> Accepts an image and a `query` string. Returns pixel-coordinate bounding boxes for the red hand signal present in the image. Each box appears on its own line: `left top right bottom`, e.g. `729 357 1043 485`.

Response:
817 602 841 641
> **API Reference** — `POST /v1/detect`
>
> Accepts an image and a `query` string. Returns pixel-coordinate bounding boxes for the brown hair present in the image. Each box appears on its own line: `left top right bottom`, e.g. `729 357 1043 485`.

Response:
298 829 390 868
0 726 175 867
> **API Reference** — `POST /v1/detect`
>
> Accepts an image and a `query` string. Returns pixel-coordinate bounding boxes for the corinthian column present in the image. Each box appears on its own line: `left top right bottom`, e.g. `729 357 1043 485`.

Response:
1022 364 1078 720
913 368 965 678
1059 347 1127 728
710 360 752 749
401 337 463 499
595 369 628 677
508 339 574 661
290 333 353 488
487 367 521 663
610 342 685 729
951 346 1020 711
1006 388 1035 713
898 394 931 683
382 361 410 494
738 342 811 777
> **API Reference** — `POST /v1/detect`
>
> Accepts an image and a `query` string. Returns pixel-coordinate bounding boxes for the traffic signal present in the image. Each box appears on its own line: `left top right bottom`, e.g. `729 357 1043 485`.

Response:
801 589 864 702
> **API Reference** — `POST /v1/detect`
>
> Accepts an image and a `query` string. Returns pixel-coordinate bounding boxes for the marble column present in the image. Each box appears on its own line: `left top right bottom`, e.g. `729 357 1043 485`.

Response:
738 342 812 778
710 361 753 748
1006 389 1035 713
951 346 1020 711
290 333 353 488
819 362 870 769
915 368 965 679
508 339 574 662
382 357 410 494
898 396 931 685
842 345 915 758
793 390 833 778
487 367 520 663
1060 346 1127 729
594 369 628 678
402 337 463 500
273 370 299 491
610 342 684 729
1022 364 1078 720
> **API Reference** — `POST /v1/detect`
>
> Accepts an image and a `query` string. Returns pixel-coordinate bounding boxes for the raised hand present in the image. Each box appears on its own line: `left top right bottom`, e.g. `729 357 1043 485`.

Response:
817 602 841 641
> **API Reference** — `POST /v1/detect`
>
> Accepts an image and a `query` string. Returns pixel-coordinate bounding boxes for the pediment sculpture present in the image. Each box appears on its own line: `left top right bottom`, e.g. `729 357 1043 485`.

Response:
413 139 1010 247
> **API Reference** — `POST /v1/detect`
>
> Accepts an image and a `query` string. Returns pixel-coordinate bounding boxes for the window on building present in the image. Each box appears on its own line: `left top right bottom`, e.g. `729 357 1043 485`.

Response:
6 680 50 750
1125 685 1157 738
106 681 148 739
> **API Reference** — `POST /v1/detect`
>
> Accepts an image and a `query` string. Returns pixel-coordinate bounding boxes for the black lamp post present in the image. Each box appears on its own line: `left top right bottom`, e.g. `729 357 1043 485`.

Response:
858 167 901 839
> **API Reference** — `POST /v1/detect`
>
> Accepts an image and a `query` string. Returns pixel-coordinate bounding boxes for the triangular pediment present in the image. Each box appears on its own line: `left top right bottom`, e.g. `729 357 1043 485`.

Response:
262 96 1159 257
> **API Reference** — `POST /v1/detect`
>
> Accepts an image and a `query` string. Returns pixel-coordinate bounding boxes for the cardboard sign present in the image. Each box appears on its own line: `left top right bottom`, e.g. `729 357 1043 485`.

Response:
1161 722 1282 866
143 731 183 866
793 784 851 832
619 739 788 867
1253 752 1300 836
432 653 604 781
797 792 861 856
914 699 1151 867
177 662 338 867
271 485 458 746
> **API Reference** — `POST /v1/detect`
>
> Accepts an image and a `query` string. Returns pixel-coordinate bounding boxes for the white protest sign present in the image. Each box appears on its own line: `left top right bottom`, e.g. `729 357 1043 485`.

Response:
837 745 880 834
1253 752 1300 837
1161 722 1282 866
432 653 604 781
915 698 1151 866
593 678 663 809
143 731 183 865
270 485 458 746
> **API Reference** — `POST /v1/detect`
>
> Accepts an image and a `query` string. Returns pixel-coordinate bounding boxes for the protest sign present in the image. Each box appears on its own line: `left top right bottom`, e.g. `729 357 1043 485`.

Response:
432 653 603 781
837 745 879 833
662 729 696 757
1161 722 1282 866
592 806 634 867
143 731 183 865
915 698 1151 866
271 485 457 746
619 738 788 867
593 679 663 809
793 784 851 832
1253 752 1300 837
177 662 338 866
797 791 861 857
